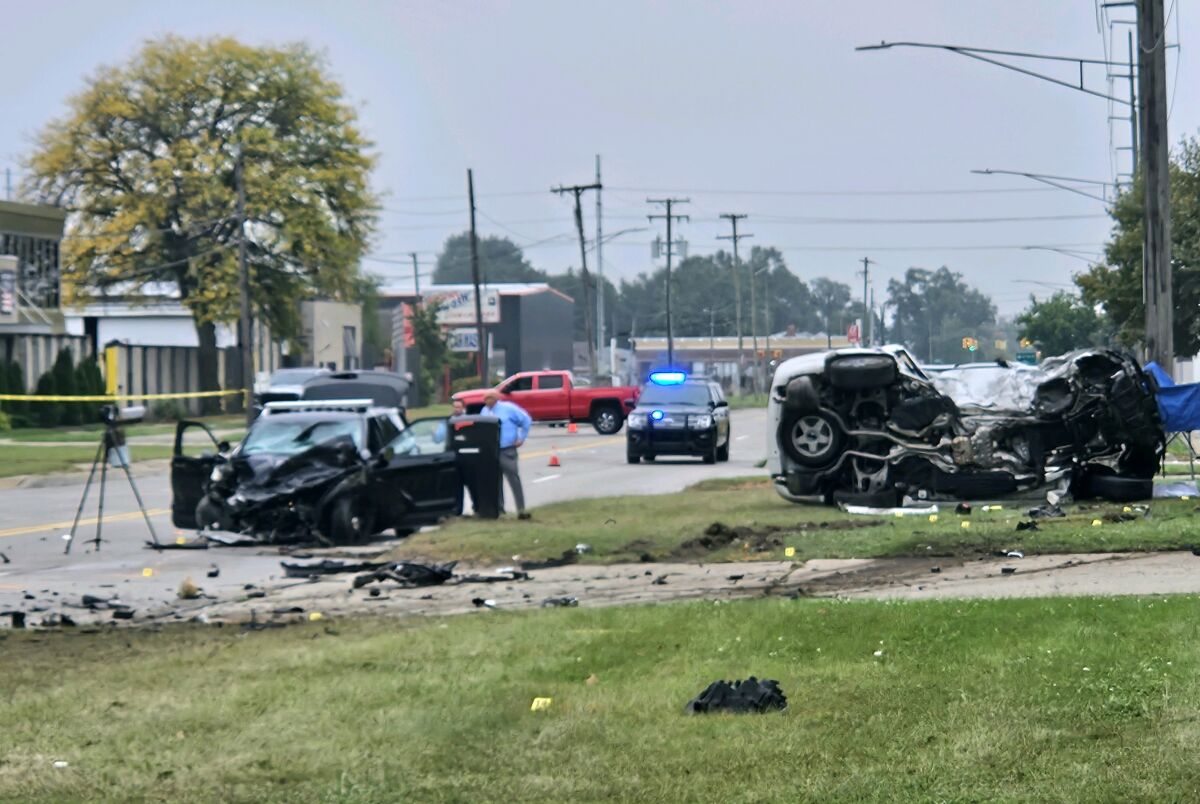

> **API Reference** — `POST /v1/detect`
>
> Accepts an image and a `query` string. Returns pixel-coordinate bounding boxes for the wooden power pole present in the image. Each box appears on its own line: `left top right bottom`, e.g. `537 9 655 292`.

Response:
467 169 487 384
717 214 752 391
1139 0 1173 368
647 198 689 366
552 180 602 380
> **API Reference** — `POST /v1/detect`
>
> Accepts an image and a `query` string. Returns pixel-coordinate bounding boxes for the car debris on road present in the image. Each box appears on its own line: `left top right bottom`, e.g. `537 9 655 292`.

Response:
685 677 788 715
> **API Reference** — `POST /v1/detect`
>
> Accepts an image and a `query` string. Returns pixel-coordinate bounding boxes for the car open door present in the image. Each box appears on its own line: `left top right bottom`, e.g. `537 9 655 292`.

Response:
370 417 461 528
171 421 221 528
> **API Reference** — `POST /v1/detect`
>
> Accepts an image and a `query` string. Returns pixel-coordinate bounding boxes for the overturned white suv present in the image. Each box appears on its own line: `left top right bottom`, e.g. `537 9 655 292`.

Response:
767 345 1164 506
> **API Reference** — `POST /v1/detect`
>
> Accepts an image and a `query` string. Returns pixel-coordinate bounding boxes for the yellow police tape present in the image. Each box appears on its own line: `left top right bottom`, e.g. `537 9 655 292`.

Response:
0 389 245 402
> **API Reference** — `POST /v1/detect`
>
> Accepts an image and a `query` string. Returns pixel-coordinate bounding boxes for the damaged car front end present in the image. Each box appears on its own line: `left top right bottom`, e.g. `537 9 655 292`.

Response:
767 346 1164 506
171 401 461 545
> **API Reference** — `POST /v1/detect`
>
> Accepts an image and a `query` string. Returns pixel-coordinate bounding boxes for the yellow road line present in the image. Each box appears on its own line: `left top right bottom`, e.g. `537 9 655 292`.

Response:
0 508 170 540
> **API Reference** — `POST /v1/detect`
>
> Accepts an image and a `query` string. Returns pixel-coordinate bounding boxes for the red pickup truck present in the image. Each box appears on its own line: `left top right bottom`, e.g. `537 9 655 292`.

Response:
452 371 641 434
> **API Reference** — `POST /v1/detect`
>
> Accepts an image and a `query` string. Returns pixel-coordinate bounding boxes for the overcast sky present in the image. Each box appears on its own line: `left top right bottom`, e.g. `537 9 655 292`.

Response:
1 0 1192 316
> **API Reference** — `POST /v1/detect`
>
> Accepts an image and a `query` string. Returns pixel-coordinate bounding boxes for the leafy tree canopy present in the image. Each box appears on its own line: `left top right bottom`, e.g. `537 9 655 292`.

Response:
887 267 996 362
25 36 377 392
1016 291 1109 356
1077 135 1200 356
433 232 545 284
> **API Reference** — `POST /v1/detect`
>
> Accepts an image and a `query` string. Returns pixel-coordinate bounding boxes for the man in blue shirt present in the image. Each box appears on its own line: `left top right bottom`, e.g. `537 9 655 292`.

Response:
483 390 533 520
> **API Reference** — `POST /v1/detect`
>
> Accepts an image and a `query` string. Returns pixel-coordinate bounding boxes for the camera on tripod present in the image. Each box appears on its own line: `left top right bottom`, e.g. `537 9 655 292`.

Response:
99 404 146 427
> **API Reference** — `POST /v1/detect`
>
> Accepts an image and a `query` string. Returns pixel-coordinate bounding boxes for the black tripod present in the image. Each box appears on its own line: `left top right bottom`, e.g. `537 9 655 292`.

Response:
63 412 160 555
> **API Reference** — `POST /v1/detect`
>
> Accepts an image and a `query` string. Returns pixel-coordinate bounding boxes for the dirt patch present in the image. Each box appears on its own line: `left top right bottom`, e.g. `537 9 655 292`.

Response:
670 519 882 560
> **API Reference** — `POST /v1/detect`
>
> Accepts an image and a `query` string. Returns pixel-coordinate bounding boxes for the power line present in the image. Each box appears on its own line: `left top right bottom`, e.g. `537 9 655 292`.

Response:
607 185 1082 197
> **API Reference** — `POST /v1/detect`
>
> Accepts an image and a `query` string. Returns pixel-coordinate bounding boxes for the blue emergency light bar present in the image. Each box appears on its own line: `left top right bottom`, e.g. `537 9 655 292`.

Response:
648 370 687 385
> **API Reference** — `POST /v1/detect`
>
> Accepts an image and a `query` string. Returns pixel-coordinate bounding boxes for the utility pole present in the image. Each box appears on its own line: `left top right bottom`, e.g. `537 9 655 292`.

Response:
410 252 422 300
1127 30 1139 176
235 152 254 426
467 169 487 384
647 198 689 366
762 267 772 384
552 181 602 379
1139 0 1172 369
869 287 876 345
595 156 605 366
717 213 752 392
859 257 873 346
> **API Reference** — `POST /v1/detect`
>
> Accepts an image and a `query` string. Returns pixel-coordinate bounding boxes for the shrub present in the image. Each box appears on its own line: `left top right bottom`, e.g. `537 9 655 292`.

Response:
151 400 187 422
449 375 485 395
33 371 58 427
5 361 25 418
0 410 11 432
51 348 81 426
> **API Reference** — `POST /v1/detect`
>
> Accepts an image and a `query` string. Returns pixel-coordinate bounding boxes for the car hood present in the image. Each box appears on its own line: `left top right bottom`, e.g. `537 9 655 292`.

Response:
230 436 362 505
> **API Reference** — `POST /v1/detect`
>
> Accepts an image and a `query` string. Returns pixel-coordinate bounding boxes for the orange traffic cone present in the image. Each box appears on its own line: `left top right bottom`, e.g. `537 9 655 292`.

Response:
548 447 561 467
567 422 578 434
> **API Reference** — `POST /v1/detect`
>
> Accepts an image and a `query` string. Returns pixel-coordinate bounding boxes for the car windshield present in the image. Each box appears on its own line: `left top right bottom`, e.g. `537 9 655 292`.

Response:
270 368 323 385
241 417 363 456
638 383 711 406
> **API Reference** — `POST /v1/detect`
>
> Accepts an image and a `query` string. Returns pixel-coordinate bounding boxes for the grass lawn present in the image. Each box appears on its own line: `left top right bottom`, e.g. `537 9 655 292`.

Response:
4 596 1200 801
389 477 1200 566
726 393 768 410
3 414 244 443
0 444 174 477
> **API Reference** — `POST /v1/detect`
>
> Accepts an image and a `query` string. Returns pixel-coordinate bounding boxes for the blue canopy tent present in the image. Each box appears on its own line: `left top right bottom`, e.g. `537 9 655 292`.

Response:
1145 362 1200 477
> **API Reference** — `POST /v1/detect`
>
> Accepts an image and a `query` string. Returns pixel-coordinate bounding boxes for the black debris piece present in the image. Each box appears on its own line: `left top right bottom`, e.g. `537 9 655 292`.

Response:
245 590 267 599
23 593 34 600
471 597 497 608
242 612 286 632
955 502 972 515
207 532 262 547
352 561 457 589
930 566 941 574
1001 566 1017 575
727 574 745 583
652 575 668 585
1016 520 1040 532
206 566 220 578
458 568 531 583
273 606 305 615
518 550 577 571
1191 545 1200 557
369 588 381 598
0 551 9 564
281 559 387 579
6 611 25 629
111 609 135 620
243 584 257 591
1028 504 1066 519
541 596 579 608
146 539 208 551
685 677 788 715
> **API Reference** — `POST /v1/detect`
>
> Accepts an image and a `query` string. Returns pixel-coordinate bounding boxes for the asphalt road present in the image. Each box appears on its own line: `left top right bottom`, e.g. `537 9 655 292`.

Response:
0 408 768 622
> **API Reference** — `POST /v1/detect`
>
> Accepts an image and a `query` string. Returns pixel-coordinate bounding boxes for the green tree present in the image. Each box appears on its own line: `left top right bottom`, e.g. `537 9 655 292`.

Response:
1077 135 1200 356
887 267 996 362
5 362 26 421
545 269 619 342
25 36 377 409
1016 292 1108 356
51 348 81 426
33 371 58 427
810 278 853 344
409 302 452 404
433 233 546 284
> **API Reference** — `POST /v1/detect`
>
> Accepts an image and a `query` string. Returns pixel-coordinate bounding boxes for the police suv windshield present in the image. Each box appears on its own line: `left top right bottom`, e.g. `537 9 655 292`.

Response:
638 383 711 407
241 417 364 456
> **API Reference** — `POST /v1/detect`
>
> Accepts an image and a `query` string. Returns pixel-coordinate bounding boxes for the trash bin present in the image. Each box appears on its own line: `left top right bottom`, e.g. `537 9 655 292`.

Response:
447 414 502 519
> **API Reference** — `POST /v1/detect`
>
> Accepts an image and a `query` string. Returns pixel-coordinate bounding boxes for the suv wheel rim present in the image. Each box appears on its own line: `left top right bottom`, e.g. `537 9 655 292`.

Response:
792 415 833 457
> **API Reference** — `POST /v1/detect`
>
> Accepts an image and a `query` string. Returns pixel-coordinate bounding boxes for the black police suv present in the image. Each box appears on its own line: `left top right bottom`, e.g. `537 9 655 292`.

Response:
625 373 731 464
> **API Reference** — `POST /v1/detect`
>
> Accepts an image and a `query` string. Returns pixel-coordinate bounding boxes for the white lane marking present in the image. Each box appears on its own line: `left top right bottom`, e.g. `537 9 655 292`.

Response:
736 435 748 441
533 474 562 483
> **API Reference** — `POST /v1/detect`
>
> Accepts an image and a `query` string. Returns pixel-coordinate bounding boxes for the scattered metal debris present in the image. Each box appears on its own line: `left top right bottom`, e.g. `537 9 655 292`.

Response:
206 565 220 578
281 559 386 579
574 543 593 554
541 596 578 608
471 598 497 609
1001 567 1017 575
1016 520 1039 532
685 677 788 714
353 561 456 589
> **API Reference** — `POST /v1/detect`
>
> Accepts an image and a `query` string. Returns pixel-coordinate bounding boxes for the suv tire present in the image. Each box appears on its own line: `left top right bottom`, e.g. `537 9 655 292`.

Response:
780 411 844 468
328 496 376 545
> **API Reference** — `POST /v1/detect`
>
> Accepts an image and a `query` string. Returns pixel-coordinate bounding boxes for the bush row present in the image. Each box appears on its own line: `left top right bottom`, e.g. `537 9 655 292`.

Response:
0 349 107 428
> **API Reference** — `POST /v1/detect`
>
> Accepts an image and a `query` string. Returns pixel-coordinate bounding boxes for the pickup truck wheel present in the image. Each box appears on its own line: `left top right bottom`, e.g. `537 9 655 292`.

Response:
592 405 624 435
780 411 844 468
329 497 376 545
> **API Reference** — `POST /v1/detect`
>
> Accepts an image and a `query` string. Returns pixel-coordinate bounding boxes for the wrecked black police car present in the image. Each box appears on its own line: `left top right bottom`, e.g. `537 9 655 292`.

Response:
768 346 1164 506
171 399 460 544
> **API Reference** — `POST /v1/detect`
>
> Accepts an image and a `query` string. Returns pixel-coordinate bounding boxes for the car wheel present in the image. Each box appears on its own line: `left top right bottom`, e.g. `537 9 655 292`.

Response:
1084 472 1153 503
393 527 415 538
826 355 898 391
703 441 718 464
780 411 844 468
592 405 624 435
328 496 376 545
195 497 233 532
717 430 730 462
644 454 656 462
626 451 640 464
